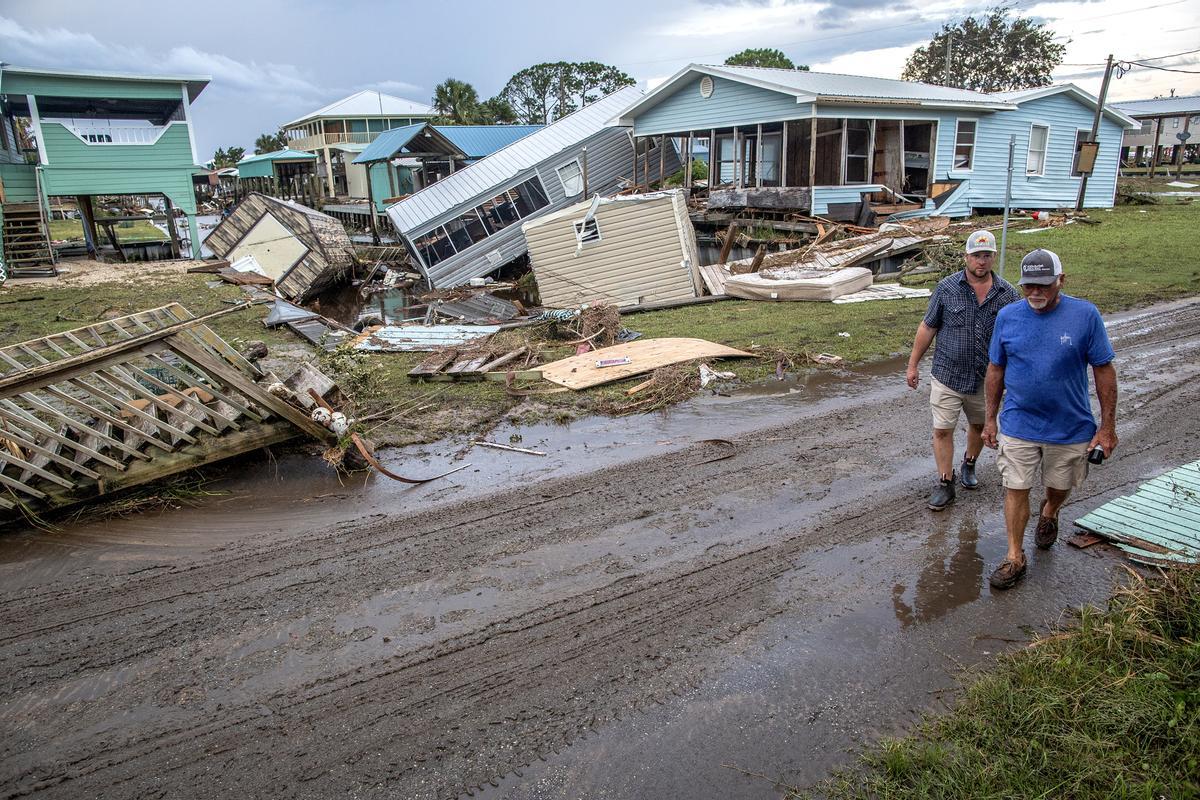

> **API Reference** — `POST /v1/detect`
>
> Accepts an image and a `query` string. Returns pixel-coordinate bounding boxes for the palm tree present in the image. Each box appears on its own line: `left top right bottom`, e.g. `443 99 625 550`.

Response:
432 79 481 124
254 132 286 155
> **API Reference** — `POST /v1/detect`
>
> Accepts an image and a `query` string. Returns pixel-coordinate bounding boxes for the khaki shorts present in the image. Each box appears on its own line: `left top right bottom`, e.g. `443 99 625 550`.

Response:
996 434 1090 491
930 377 986 429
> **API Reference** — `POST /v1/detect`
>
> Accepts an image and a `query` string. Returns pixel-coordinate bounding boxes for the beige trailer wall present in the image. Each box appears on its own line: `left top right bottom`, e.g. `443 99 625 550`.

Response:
228 212 309 280
524 193 700 309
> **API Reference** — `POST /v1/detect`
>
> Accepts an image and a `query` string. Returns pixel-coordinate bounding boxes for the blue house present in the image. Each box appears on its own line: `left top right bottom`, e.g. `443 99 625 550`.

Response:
616 65 1137 218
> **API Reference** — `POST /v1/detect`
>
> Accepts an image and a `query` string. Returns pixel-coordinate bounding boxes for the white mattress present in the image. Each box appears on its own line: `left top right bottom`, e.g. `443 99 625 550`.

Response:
724 266 874 301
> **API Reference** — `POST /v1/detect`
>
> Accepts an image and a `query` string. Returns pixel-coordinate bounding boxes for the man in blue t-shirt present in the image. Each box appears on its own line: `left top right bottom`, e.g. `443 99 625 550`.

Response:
981 249 1118 590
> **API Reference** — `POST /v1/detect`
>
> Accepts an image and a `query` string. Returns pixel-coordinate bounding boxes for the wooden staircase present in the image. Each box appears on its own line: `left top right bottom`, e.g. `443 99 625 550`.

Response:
2 202 57 278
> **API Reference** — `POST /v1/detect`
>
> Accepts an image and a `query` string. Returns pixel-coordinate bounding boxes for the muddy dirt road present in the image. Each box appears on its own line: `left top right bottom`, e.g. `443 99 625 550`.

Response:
2 299 1198 800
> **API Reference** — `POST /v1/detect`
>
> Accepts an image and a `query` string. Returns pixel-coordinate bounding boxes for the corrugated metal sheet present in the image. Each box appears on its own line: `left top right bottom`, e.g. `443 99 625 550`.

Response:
284 90 435 127
236 149 317 165
386 86 644 234
523 190 699 308
1075 459 1200 566
434 125 543 158
353 124 443 164
1111 94 1200 117
353 325 500 352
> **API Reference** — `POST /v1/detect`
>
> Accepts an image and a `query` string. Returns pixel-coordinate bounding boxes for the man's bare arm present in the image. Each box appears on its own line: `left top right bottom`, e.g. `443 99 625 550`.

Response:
981 363 1004 448
1090 362 1118 455
906 322 937 389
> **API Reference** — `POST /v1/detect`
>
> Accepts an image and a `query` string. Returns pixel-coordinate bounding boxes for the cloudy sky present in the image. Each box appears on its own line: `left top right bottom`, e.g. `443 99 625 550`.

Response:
2 0 1197 160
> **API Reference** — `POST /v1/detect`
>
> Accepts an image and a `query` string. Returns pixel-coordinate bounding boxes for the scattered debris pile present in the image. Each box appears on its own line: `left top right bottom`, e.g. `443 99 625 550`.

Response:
0 303 340 524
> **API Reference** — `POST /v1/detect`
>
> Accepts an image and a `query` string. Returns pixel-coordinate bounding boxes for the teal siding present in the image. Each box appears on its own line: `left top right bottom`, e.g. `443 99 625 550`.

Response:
236 159 274 179
38 122 197 212
0 163 38 202
940 93 1123 210
40 122 194 169
2 74 183 100
634 76 810 136
368 162 412 211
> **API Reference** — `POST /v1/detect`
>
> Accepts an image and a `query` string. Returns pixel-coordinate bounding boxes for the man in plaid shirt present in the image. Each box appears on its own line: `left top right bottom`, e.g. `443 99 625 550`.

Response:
906 230 1019 510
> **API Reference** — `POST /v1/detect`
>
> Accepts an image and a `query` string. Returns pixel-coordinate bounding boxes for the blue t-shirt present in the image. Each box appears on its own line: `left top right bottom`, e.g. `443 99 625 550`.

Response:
988 294 1115 444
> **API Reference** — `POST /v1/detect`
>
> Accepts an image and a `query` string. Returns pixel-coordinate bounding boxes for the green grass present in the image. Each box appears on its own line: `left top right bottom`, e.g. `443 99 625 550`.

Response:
801 568 1200 800
3 203 1197 446
48 218 167 243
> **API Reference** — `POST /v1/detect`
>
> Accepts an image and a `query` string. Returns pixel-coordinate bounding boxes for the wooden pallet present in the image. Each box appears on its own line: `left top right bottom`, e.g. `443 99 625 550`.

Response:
0 303 333 521
408 347 530 382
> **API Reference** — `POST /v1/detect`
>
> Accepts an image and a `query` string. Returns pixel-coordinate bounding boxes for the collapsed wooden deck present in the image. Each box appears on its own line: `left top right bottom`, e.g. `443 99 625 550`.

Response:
0 303 332 523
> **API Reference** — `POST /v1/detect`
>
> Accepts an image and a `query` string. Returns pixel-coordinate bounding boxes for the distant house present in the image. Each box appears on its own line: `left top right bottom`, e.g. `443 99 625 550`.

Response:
0 64 210 271
236 149 318 181
351 123 542 212
281 90 437 200
615 64 1137 219
387 86 681 288
1111 95 1199 169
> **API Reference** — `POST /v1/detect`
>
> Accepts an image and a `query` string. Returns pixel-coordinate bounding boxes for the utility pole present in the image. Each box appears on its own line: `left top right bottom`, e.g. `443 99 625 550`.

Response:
1076 53 1114 212
999 135 1016 282
944 33 954 86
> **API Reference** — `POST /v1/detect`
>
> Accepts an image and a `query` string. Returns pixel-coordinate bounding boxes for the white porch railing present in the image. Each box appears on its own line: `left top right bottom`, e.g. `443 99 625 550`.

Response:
59 122 180 146
287 131 379 151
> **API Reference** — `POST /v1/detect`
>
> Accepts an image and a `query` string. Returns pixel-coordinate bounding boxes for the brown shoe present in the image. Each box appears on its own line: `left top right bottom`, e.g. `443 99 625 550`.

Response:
989 557 1027 590
1034 515 1059 549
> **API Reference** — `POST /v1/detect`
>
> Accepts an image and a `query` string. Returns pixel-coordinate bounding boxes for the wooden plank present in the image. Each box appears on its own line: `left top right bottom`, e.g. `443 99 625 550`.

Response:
0 469 47 501
11 393 126 469
0 305 254 398
164 336 334 442
68 376 195 447
538 338 755 390
40 386 163 458
143 354 263 423
0 426 85 487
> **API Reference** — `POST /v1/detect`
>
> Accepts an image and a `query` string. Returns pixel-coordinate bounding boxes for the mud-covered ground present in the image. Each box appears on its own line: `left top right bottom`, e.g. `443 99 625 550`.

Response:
1 298 1198 800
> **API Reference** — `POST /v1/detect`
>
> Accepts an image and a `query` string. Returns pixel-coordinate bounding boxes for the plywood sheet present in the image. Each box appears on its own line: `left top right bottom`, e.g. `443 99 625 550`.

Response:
229 212 308 280
538 337 755 390
352 325 500 352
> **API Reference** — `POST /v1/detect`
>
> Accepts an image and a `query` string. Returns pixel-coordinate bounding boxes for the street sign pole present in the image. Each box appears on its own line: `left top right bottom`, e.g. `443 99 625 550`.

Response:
1000 134 1015 282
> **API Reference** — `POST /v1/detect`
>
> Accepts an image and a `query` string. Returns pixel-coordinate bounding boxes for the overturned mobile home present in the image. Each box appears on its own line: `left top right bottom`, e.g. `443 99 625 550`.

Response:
204 193 353 302
386 86 681 289
522 190 701 309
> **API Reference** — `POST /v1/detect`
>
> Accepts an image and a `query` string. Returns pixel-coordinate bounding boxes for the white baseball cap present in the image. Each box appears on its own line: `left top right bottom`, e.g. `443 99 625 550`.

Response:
965 230 997 254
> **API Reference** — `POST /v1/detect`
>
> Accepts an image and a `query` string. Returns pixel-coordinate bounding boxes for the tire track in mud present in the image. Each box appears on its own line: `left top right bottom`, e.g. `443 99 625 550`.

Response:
2 301 1198 800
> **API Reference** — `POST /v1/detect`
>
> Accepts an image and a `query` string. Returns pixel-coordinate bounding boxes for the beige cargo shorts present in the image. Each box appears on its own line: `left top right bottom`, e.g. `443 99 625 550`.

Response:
930 377 986 429
996 434 1090 491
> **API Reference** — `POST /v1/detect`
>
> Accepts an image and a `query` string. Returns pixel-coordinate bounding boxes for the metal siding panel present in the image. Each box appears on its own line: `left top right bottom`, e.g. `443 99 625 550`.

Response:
958 93 1123 209
635 76 806 136
2 73 185 99
387 87 643 233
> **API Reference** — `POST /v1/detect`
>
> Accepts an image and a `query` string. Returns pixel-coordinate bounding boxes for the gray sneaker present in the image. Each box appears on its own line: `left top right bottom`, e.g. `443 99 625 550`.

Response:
928 472 956 511
960 458 979 489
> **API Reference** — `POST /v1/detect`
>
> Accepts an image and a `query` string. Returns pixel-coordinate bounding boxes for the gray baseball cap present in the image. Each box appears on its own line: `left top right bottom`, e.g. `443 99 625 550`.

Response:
965 230 997 254
1018 249 1064 285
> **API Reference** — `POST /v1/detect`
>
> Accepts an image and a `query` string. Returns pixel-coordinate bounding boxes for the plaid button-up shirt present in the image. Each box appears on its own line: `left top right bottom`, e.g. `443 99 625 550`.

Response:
924 270 1019 394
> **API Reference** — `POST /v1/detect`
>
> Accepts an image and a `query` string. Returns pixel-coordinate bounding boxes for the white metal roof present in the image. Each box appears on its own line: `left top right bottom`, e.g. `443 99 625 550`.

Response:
0 64 210 102
387 86 643 234
283 90 436 127
616 64 1015 124
1111 94 1200 118
991 83 1138 128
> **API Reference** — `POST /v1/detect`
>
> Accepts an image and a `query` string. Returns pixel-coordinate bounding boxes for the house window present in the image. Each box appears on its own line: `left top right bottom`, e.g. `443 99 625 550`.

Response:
573 217 601 245
1026 124 1049 176
513 178 550 216
415 226 458 268
556 159 584 196
1140 120 1153 134
844 120 871 184
953 120 976 170
1172 118 1180 128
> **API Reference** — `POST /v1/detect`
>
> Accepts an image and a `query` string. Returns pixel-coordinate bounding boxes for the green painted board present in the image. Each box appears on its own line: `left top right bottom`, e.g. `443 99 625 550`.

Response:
1075 458 1200 566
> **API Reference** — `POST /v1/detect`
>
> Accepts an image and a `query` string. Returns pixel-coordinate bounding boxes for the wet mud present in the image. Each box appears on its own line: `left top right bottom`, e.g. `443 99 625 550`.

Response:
1 298 1198 799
